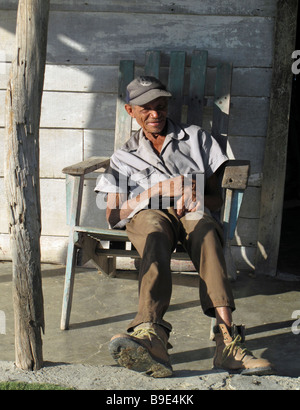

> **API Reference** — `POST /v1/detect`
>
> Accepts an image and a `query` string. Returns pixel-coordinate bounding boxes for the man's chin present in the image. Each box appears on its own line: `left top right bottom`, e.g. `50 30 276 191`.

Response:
146 123 166 134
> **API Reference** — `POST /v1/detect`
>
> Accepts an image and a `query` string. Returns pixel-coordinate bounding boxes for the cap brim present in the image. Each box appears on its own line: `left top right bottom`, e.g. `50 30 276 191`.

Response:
130 89 172 106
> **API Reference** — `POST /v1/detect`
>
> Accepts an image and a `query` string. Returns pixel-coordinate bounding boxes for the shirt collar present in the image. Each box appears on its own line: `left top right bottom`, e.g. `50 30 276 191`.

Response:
124 118 186 153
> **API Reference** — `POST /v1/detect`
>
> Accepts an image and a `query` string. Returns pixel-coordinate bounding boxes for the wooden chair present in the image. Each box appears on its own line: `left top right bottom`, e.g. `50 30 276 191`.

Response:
60 50 250 331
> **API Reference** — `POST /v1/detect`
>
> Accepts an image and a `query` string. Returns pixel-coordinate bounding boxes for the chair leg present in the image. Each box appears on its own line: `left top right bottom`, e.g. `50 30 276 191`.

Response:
60 237 78 330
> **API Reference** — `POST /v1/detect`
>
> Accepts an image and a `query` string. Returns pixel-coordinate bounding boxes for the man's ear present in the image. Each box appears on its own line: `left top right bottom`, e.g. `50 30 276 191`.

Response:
125 104 135 118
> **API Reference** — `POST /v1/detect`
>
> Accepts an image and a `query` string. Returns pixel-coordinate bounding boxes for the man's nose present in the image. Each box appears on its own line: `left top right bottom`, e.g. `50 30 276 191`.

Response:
150 110 159 117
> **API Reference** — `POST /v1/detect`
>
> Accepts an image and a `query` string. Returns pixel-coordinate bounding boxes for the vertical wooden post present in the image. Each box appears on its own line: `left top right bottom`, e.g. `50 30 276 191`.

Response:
255 0 298 276
4 0 50 371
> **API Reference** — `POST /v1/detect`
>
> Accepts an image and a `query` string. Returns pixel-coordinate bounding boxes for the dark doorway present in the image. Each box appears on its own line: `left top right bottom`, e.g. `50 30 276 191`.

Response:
278 4 300 277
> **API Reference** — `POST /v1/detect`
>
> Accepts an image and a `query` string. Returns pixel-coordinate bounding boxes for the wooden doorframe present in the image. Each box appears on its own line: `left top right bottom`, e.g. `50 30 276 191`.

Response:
255 0 299 276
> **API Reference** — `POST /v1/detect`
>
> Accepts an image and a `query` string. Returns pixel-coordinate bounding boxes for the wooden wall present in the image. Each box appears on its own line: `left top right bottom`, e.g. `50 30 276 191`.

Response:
0 0 278 270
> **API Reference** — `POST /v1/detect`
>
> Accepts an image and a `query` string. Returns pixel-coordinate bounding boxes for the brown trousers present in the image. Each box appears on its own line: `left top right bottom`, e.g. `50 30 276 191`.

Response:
126 208 235 332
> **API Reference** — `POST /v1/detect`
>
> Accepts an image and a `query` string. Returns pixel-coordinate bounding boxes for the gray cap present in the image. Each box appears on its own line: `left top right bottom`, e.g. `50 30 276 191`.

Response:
126 76 172 105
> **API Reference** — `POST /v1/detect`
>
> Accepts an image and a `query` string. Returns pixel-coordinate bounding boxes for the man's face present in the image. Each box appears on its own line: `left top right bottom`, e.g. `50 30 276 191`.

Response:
125 97 168 135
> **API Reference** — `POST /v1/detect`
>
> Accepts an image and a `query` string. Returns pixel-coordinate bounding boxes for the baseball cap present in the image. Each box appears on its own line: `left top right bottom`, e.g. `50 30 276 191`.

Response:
126 76 172 105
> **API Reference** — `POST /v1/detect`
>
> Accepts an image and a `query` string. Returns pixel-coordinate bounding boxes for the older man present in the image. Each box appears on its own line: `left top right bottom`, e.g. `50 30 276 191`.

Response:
95 76 272 377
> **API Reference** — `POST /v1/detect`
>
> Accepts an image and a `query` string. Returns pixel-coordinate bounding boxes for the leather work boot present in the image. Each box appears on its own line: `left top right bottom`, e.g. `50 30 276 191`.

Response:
109 323 173 378
213 324 274 375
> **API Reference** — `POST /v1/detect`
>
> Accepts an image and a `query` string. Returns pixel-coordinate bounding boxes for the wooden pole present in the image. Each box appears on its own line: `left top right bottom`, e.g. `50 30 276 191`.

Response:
4 0 50 371
255 0 298 276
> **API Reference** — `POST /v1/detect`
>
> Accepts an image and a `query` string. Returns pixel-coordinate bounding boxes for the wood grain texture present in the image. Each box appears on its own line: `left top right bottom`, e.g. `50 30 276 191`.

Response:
4 0 49 371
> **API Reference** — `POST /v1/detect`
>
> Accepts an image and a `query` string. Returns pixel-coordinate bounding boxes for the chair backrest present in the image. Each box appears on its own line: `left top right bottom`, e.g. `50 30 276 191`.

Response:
114 50 232 152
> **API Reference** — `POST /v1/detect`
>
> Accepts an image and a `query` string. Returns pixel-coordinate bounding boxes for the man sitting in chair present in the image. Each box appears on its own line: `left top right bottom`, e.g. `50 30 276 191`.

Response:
95 76 273 378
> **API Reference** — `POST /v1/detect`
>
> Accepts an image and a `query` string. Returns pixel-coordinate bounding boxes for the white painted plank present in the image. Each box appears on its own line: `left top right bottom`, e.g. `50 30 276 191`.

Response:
0 91 269 137
40 128 83 178
227 97 270 137
0 63 10 90
0 127 83 179
0 11 16 62
0 234 10 260
43 64 119 93
81 178 107 229
227 136 266 176
42 65 272 98
84 129 115 158
0 128 4 176
0 178 8 234
39 177 107 236
238 186 261 219
231 245 256 271
1 63 272 99
39 91 116 129
0 233 69 264
233 218 259 247
40 179 68 236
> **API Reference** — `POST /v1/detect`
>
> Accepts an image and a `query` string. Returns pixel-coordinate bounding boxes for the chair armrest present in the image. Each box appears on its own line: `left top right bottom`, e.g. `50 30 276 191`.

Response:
62 156 110 176
222 160 250 190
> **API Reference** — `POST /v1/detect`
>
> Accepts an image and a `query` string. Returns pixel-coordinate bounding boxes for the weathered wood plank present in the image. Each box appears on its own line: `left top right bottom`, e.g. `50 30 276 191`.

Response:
0 11 275 67
48 13 275 67
187 50 208 126
168 51 186 122
255 0 298 276
1 64 272 98
5 0 49 372
0 0 278 16
2 92 270 136
62 156 110 176
222 160 250 190
145 50 161 78
212 62 232 149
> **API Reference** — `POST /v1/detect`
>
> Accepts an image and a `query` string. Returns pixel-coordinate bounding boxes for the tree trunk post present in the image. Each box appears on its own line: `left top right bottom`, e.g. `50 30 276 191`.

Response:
4 0 50 371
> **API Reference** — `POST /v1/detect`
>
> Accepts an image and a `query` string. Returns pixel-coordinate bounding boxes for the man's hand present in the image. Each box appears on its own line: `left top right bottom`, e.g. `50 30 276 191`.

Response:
174 176 202 218
160 175 202 218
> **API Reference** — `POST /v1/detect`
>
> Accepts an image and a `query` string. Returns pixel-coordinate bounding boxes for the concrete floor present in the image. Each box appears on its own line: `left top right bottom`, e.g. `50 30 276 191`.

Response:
0 261 300 378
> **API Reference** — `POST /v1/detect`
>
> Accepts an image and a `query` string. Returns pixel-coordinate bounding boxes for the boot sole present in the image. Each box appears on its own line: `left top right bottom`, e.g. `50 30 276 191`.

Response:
240 366 275 376
109 337 173 378
214 365 275 376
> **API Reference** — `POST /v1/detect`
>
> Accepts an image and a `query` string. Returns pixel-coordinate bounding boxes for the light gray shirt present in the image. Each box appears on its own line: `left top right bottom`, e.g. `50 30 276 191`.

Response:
95 119 228 227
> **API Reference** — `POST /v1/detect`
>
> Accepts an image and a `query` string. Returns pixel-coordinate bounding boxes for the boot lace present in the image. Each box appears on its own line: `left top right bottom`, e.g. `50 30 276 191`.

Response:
130 328 166 346
222 334 253 363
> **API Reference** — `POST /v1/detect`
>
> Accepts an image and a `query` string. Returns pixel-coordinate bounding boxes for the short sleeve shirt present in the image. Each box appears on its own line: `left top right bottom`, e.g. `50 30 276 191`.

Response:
95 119 228 227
